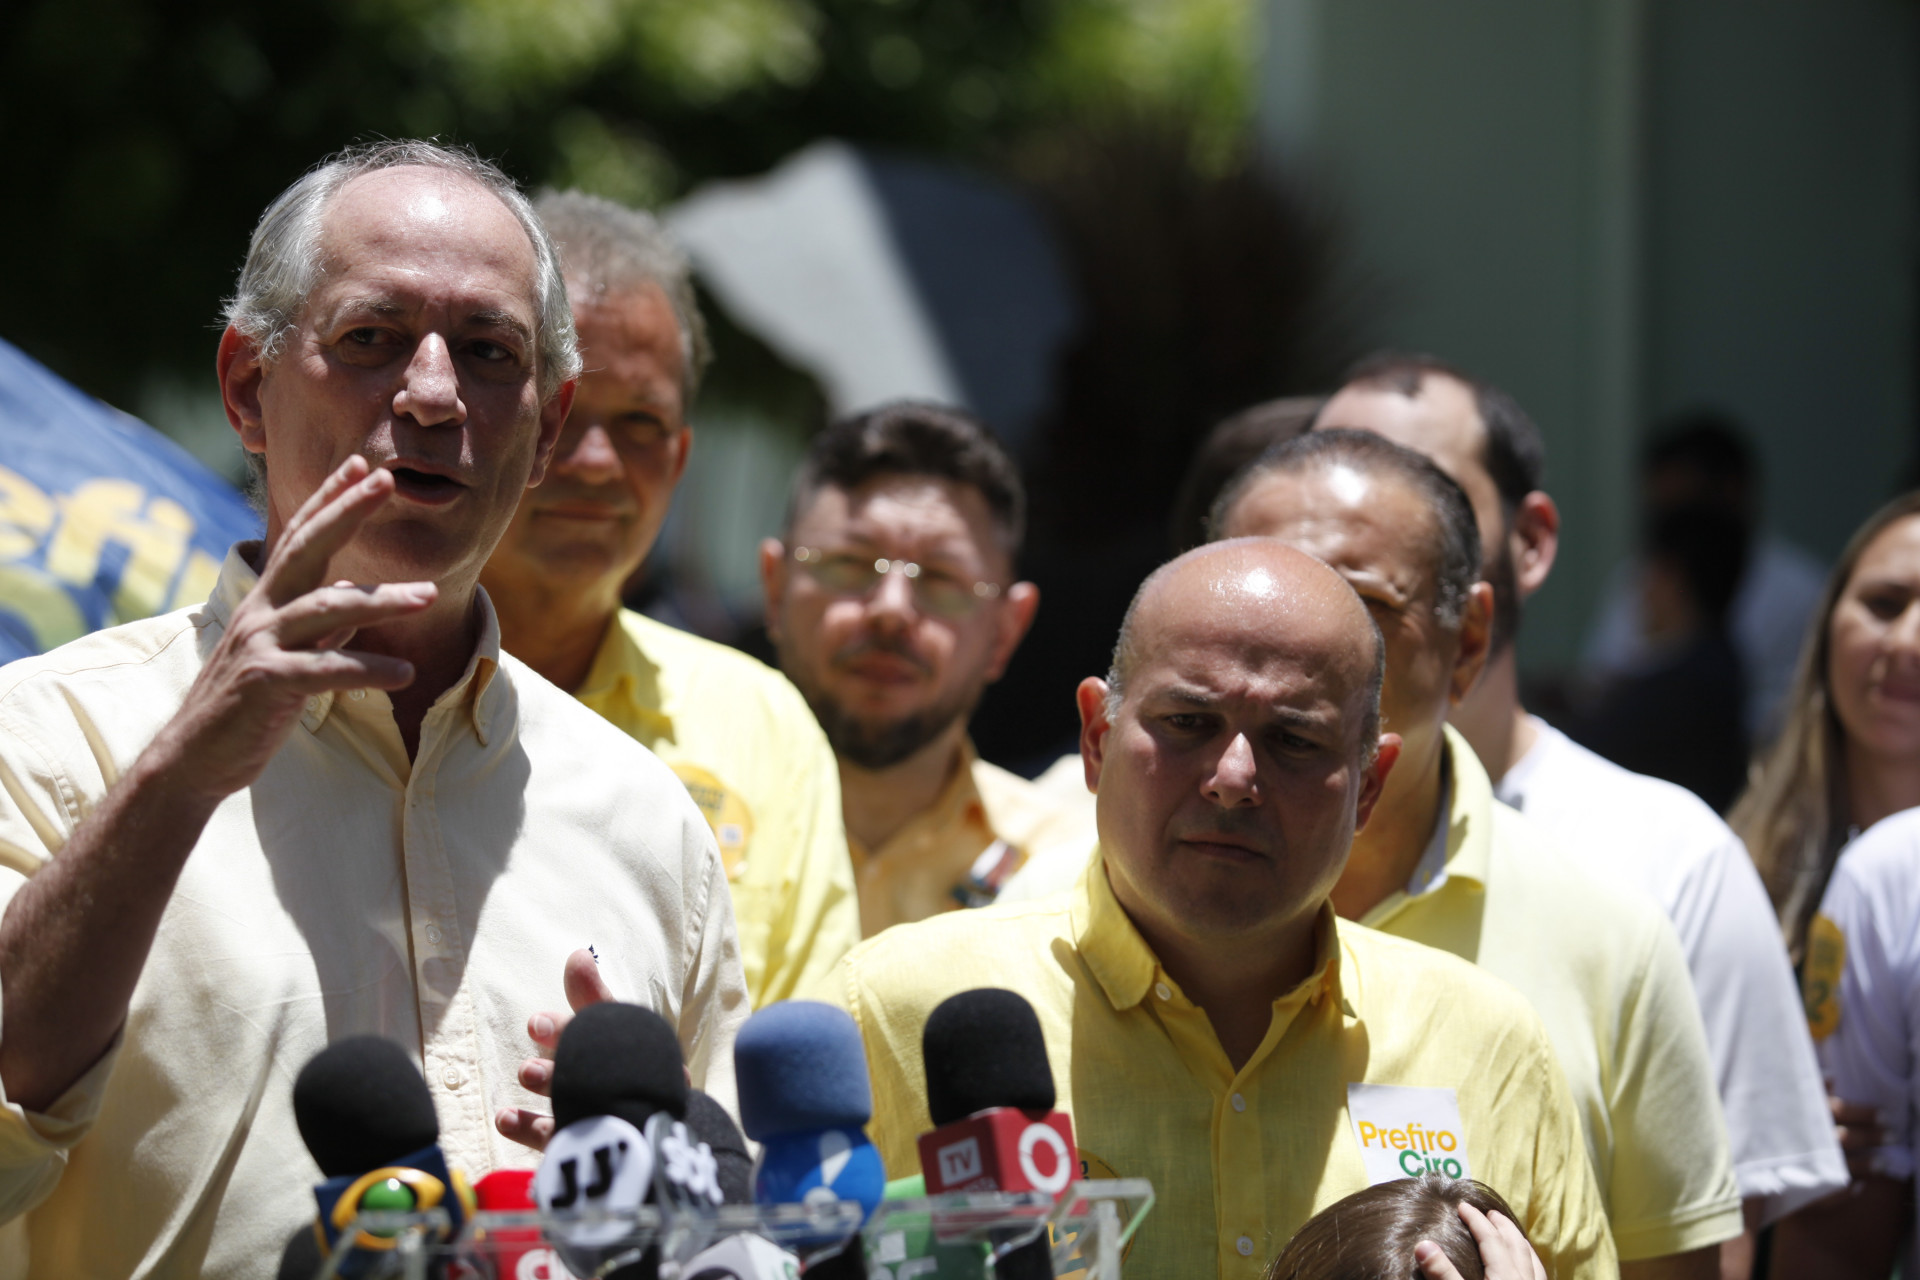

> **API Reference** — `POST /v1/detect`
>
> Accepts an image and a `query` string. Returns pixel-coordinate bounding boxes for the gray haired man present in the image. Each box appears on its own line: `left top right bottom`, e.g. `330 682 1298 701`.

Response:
0 143 747 1276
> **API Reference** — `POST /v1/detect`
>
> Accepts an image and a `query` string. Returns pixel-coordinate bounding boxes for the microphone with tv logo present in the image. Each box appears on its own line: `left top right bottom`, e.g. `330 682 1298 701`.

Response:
283 1036 476 1278
734 1002 886 1278
917 990 1073 1280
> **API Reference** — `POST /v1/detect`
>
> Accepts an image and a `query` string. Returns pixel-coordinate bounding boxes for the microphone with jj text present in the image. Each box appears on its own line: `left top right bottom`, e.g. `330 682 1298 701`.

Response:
535 1003 692 1279
287 1036 477 1277
919 991 1075 1280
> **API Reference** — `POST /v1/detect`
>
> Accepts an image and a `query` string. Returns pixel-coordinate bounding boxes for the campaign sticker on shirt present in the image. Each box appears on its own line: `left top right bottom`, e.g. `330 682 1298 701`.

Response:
1803 912 1846 1041
671 763 755 880
1346 1084 1470 1184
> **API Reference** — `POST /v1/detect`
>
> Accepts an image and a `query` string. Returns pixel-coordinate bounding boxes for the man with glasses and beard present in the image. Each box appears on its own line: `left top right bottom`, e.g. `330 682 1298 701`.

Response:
760 403 1095 936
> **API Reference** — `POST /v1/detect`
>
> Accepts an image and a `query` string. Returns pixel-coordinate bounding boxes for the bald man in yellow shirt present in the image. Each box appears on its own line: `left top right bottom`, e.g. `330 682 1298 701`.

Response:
815 539 1617 1280
1213 428 1739 1278
483 191 857 1006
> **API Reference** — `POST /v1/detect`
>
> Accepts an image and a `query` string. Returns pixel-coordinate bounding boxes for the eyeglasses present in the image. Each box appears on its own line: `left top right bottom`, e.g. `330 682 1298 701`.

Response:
790 545 1004 619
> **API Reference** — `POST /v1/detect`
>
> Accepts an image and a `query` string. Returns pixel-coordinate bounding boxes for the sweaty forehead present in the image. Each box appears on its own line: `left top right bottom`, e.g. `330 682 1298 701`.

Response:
1132 545 1377 700
1225 467 1444 602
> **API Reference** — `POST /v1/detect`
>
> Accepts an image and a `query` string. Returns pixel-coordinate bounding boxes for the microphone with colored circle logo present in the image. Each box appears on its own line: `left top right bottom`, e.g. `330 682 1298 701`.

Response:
733 1002 887 1277
917 990 1073 1280
284 1035 476 1279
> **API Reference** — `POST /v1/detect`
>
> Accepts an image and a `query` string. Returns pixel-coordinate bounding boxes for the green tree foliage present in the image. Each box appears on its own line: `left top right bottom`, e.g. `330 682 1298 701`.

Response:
0 0 1258 409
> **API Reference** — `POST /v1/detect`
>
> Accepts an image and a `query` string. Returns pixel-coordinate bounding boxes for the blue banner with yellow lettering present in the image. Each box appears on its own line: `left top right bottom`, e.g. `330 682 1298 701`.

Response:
0 337 260 664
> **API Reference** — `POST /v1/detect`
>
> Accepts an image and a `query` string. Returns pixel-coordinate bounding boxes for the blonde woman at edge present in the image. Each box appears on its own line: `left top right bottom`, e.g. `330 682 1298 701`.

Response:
1732 492 1920 1276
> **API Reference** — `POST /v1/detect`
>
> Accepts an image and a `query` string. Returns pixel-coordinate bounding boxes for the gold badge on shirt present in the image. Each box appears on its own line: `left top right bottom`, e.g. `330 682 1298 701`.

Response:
1803 912 1846 1042
670 763 754 881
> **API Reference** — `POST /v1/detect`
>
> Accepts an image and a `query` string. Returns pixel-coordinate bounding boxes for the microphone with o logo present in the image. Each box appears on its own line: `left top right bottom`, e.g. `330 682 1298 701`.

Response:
915 989 1074 1280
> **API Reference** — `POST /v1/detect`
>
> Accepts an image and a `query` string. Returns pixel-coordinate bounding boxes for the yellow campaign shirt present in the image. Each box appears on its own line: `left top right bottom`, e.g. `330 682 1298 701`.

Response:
847 740 1096 937
577 608 860 1007
1361 728 1742 1261
815 866 1619 1280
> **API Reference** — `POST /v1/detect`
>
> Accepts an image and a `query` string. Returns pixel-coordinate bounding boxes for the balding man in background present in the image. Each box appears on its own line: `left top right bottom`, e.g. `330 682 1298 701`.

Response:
1312 355 1844 1274
815 539 1616 1280
0 144 746 1276
483 191 857 1007
1215 429 1739 1278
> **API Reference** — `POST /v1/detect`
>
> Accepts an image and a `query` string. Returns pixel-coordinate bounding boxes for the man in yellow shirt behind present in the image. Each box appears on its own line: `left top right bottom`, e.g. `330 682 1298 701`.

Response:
759 403 1094 936
1213 428 1740 1278
815 538 1617 1280
483 191 857 1006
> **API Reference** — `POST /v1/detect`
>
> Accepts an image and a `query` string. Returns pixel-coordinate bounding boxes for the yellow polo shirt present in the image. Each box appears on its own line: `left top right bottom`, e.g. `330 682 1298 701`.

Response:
577 608 859 1007
817 867 1618 1280
1361 728 1741 1261
847 740 1096 937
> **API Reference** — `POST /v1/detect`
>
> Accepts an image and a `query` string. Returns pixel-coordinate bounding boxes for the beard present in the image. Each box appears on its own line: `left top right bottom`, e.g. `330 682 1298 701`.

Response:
779 635 985 770
1486 528 1523 658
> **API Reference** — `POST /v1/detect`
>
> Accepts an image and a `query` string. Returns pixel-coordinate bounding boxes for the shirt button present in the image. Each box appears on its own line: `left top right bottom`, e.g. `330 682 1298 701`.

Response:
305 697 321 714
349 688 366 701
442 1066 463 1089
1231 1093 1246 1113
1154 982 1172 1002
1236 1236 1254 1257
424 923 443 946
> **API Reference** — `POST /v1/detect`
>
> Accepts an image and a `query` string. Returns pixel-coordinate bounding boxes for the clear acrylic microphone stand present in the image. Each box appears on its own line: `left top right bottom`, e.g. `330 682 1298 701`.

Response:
316 1179 1152 1280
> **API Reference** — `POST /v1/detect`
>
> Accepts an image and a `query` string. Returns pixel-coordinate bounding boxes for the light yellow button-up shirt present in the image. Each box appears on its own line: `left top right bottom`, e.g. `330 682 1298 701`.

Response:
848 741 1096 937
0 548 748 1279
575 608 859 1007
1362 728 1741 1261
817 865 1618 1280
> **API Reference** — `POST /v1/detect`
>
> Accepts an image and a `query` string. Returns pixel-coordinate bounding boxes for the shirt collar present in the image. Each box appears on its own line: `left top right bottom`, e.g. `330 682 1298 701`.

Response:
849 738 990 865
1431 724 1496 889
1490 714 1559 813
576 610 646 705
204 542 503 744
1072 853 1345 1014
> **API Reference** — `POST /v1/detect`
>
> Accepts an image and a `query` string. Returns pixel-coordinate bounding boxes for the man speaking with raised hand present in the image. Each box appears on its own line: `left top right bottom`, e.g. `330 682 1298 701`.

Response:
0 141 746 1277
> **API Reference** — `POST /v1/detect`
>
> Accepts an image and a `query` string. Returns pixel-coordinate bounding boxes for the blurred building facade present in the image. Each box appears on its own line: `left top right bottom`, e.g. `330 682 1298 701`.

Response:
1257 0 1919 671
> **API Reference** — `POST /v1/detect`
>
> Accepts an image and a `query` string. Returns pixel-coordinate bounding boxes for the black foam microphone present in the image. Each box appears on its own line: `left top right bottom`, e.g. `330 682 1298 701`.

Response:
537 1003 695 1280
685 1088 754 1207
289 1036 474 1277
550 1001 691 1131
294 1035 441 1177
919 991 1068 1280
923 990 1057 1128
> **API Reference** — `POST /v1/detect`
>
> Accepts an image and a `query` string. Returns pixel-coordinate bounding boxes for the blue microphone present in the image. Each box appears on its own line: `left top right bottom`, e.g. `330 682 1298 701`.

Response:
736 1001 886 1267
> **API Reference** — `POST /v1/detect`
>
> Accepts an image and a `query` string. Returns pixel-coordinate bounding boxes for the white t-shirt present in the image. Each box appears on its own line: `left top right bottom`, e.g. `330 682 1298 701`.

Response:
1808 808 1920 1273
1497 717 1846 1216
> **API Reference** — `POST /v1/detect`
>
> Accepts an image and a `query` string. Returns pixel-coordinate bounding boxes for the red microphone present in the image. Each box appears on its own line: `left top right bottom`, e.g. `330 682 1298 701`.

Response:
474 1169 568 1280
917 1108 1076 1198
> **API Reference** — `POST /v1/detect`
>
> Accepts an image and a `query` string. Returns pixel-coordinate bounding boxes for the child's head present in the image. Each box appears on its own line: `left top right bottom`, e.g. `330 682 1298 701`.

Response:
1266 1175 1528 1280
